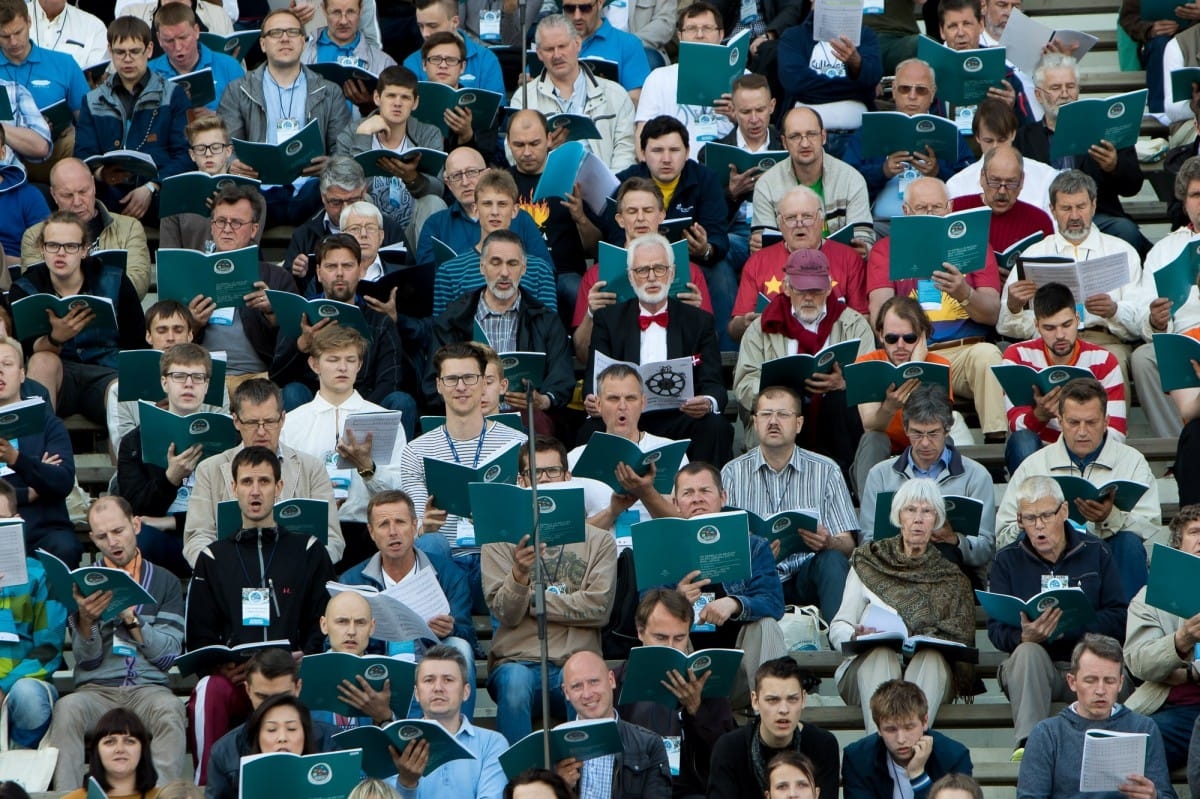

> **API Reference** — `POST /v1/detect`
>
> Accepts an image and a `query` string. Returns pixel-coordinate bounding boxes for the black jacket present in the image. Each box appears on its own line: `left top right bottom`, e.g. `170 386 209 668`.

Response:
193 261 299 369
842 730 972 799
707 722 841 799
205 717 338 799
117 425 185 535
612 160 730 264
613 718 673 799
283 210 409 297
1013 122 1144 220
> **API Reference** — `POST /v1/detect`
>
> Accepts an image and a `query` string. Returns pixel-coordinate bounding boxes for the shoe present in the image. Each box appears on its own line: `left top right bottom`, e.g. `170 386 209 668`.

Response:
1010 747 1024 762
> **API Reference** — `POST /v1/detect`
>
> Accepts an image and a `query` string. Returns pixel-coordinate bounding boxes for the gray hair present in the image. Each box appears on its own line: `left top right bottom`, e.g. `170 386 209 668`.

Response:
626 232 674 270
1033 52 1078 88
778 185 825 217
535 13 578 45
889 478 947 530
981 144 1024 174
319 154 366 195
894 57 936 92
1048 169 1096 206
1011 474 1065 507
339 200 383 228
1176 156 1200 201
1069 633 1124 672
901 384 953 431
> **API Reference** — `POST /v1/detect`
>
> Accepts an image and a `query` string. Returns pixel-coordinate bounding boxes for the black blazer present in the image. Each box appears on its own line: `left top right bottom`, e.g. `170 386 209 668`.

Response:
1013 122 1144 220
585 298 724 403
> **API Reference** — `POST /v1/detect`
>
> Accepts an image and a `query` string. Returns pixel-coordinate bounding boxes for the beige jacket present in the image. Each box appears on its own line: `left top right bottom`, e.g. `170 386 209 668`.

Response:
21 204 152 298
1125 585 1188 716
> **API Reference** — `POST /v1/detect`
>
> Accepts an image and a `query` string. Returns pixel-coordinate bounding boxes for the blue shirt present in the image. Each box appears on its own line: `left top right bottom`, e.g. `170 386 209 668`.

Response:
0 82 51 164
314 29 365 65
0 42 87 114
148 43 245 114
580 19 649 92
262 67 309 144
908 447 952 480
394 716 507 799
416 201 554 271
402 31 506 96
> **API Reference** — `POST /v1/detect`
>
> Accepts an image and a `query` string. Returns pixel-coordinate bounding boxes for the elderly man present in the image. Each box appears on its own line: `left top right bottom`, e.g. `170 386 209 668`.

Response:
999 169 1148 383
147 3 244 114
21 157 152 298
949 144 1054 270
299 0 395 109
584 232 733 467
998 378 1159 599
866 176 1008 444
1015 53 1148 256
732 248 873 472
509 14 636 172
947 100 1057 214
732 185 869 343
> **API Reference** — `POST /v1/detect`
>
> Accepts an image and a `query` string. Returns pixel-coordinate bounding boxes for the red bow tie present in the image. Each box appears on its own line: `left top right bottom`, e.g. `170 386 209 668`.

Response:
639 312 669 330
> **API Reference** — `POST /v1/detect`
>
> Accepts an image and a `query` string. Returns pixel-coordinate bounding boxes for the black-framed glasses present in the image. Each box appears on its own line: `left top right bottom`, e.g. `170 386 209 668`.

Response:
41 241 84 254
521 466 566 480
629 264 670 279
438 373 482 387
262 27 304 39
165 372 211 384
189 143 230 156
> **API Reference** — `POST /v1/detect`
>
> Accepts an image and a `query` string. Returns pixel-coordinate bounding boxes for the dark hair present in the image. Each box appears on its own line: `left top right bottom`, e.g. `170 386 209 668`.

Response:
231 445 282 482
212 183 264 224
422 30 466 60
1170 504 1200 548
232 377 283 418
433 341 487 376
1031 282 1077 320
639 115 689 151
596 362 643 391
506 108 550 136
418 643 469 683
86 708 157 793
376 64 419 94
1056 377 1107 416
677 1 723 32
938 0 982 24
972 97 1017 139
753 655 817 694
315 232 362 265
246 646 300 681
869 678 929 725
0 479 16 516
39 210 92 250
144 299 195 334
615 177 664 210
0 0 29 27
0 782 31 799
929 774 985 799
901 384 953 430
519 435 568 474
753 386 802 415
366 489 417 526
635 588 694 629
504 770 574 799
107 15 152 46
245 694 315 756
731 73 770 96
481 229 525 261
674 461 723 493
764 752 818 793
874 295 932 339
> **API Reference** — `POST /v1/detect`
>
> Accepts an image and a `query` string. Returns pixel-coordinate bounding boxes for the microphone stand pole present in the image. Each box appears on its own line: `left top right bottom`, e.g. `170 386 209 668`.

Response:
525 380 551 768
519 0 529 107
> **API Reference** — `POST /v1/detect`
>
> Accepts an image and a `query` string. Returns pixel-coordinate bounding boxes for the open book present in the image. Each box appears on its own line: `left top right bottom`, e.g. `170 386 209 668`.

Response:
841 603 977 663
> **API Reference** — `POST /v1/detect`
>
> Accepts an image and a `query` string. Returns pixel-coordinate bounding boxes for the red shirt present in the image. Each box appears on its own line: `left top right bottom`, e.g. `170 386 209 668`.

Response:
731 240 869 317
951 194 1055 253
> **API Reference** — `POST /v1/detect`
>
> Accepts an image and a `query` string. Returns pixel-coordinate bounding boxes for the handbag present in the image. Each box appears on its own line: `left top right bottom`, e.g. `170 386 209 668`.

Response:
0 681 59 791
779 604 829 652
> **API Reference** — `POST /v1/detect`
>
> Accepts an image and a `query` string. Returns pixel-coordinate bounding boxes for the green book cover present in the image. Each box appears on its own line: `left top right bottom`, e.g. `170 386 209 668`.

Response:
0 397 47 441
419 413 523 435
169 67 216 108
137 402 237 468
11 294 116 341
232 118 326 185
546 113 603 142
87 778 105 799
82 149 159 181
159 172 261 218
989 363 1095 408
306 61 378 93
422 443 520 518
216 498 330 543
35 548 156 622
580 56 619 82
916 36 1007 106
617 646 743 707
758 340 861 395
995 231 1044 275
658 217 694 243
469 483 586 547
1142 0 1186 21
888 207 991 279
238 750 363 799
298 651 416 718
596 240 691 303
84 60 110 84
1049 90 1148 160
755 292 771 313
0 85 12 122
332 719 476 779
156 246 260 307
630 510 752 589
1145 543 1200 618
533 140 587 203
699 142 788 187
498 351 546 390
743 508 820 561
117 349 226 405
1170 67 1200 104
499 719 623 780
354 147 447 179
412 83 502 136
265 292 372 341
859 112 960 160
198 30 260 61
1051 476 1149 524
431 237 457 266
975 587 1098 637
676 29 750 107
571 431 689 496
842 360 951 406
173 639 291 677
872 492 984 540
826 225 857 246
38 99 72 140
1153 239 1200 314
1153 333 1200 391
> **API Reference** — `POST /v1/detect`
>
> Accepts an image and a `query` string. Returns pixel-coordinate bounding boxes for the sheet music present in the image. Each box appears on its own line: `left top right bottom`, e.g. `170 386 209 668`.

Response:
593 352 695 413
0 521 26 588
813 0 862 46
384 566 452 621
1023 253 1130 303
1080 729 1147 792
999 8 1050 75
577 152 620 216
338 412 404 467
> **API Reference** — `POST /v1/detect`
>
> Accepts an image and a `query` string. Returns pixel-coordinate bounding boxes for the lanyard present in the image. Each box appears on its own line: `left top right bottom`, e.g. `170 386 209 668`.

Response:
236 532 279 587
267 69 301 120
759 462 796 515
443 422 488 468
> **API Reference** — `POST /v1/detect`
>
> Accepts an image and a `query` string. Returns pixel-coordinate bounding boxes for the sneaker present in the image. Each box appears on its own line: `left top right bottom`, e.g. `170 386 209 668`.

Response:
1010 747 1024 762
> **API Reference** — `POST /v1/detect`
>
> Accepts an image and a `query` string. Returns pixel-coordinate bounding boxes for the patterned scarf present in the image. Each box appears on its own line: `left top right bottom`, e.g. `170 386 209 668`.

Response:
759 293 845 354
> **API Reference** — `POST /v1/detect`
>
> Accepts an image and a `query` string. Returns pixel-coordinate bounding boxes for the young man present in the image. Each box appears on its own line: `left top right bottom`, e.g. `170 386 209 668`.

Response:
946 99 1056 214
842 680 973 799
158 116 253 252
416 32 500 162
147 3 244 114
401 0 505 94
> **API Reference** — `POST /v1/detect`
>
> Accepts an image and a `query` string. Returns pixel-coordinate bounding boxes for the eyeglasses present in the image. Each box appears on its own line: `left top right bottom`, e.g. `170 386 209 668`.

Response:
111 46 146 60
165 372 211 384
237 416 282 430
424 54 463 67
324 195 364 209
562 3 595 13
1018 504 1064 528
680 24 720 35
211 217 252 231
778 212 819 228
754 410 796 421
521 466 566 479
445 167 484 185
883 333 919 345
41 241 84 254
784 130 822 143
906 428 947 443
906 204 947 215
438 373 482 387
982 175 1021 191
343 224 382 236
189 143 230 156
894 84 933 96
629 264 670 278
262 27 304 39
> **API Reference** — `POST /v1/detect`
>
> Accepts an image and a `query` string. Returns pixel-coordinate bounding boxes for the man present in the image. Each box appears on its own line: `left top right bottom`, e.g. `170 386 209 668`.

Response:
218 8 351 227
338 490 478 711
554 650 672 799
115 343 219 577
1017 635 1174 799
933 0 1030 126
415 33 501 162
45 496 186 788
946 99 1057 216
509 14 636 172
390 644 507 799
182 378 344 566
159 116 253 252
401 0 505 94
585 232 733 467
560 0 649 102
1124 505 1200 771
0 78 51 170
21 157 153 299
148 3 244 114
708 657 840 799
1001 282 1126 474
866 176 1008 445
312 591 398 732
859 384 997 585
615 589 735 799
75 16 191 223
988 475 1128 760
722 386 859 625
1015 53 1148 256
999 170 1148 382
0 127 49 267
672 462 786 706
731 185 869 343
977 0 1045 117
751 106 874 256
26 0 107 70
732 248 873 473
842 680 973 799
949 144 1054 268
430 229 574 433
299 0 395 109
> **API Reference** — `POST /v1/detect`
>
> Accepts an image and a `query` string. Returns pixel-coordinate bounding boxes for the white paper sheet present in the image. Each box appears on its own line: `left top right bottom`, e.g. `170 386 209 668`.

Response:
813 0 863 46
1080 729 1147 792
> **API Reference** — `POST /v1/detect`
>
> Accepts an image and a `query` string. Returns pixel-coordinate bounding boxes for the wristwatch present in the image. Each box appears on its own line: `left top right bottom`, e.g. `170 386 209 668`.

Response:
357 461 377 481
144 182 158 195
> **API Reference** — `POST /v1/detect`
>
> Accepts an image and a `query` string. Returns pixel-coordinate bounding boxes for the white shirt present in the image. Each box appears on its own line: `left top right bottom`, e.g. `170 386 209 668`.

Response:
27 0 107 70
1162 37 1194 124
945 157 1061 215
979 28 1044 122
636 63 734 159
568 431 689 525
1139 225 1200 339
638 302 669 364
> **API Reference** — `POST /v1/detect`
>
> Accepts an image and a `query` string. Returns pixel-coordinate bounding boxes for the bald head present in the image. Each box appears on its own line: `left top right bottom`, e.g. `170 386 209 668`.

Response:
507 110 550 175
903 177 950 216
321 592 375 654
980 143 1024 214
445 146 487 206
48 158 98 222
562 650 616 719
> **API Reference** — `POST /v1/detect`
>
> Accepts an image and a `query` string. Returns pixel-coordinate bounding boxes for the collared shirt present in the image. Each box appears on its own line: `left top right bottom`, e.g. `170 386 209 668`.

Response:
400 29 506 94
475 292 520 354
148 43 245 114
0 41 88 113
262 68 309 145
1066 432 1107 472
908 446 952 479
0 81 52 165
638 302 669 364
721 445 860 534
580 18 650 91
315 29 365 65
111 70 150 120
394 715 508 799
551 68 590 115
582 753 616 799
27 0 109 70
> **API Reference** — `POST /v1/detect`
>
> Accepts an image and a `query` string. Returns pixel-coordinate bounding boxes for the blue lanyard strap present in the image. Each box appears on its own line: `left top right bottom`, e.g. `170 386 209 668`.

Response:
443 422 488 468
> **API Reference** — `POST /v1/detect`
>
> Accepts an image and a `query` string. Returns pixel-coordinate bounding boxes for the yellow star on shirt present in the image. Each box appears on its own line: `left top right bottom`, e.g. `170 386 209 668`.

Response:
764 275 783 295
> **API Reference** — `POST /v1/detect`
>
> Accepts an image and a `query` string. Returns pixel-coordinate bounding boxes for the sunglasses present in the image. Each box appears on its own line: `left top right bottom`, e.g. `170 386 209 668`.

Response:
562 3 595 13
883 333 919 345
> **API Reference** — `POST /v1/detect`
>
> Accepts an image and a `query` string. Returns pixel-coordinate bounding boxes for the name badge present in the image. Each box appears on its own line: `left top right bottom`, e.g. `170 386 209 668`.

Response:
277 117 300 143
455 518 476 547
210 307 235 326
663 736 681 776
1041 574 1069 591
547 581 569 595
242 587 271 626
739 0 759 24
614 509 638 552
113 631 137 657
916 279 942 308
692 592 716 633
955 105 976 135
337 55 364 68
693 113 719 143
864 0 884 12
480 9 501 41
898 167 919 199
0 609 17 639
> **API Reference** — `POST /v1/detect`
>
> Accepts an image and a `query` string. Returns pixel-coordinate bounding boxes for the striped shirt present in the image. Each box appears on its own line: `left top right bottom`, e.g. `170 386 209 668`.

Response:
433 251 558 316
721 446 859 535
475 293 520 355
1000 338 1127 444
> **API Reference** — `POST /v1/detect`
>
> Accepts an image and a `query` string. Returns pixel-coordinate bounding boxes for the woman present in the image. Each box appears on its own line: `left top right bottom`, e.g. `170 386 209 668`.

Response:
828 478 975 734
62 709 157 799
764 752 820 799
246 694 315 758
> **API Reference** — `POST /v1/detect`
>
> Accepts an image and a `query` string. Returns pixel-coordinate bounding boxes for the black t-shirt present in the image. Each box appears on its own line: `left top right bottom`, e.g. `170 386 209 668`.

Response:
509 167 588 276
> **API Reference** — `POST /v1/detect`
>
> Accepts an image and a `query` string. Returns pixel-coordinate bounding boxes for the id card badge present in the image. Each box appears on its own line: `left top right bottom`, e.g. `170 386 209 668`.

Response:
277 117 300 143
663 736 681 776
741 200 753 224
0 609 17 643
113 630 137 658
547 581 569 595
241 587 271 626
692 592 716 633
480 9 501 41
337 55 364 68
693 113 720 144
863 0 884 13
916 279 942 309
1041 574 1069 591
739 0 759 25
210 307 235 326
614 509 638 552
898 166 919 200
455 518 476 547
388 640 417 661
955 105 976 135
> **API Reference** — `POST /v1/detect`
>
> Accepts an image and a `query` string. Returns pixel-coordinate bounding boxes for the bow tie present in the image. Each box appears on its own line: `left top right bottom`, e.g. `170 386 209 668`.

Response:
639 312 669 331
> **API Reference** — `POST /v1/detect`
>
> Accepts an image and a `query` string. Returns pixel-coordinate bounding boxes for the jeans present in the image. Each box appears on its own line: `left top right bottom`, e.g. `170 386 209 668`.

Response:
1150 703 1200 771
700 257 738 352
782 549 850 624
1005 429 1044 477
7 678 56 747
487 661 570 744
1142 33 1170 113
1100 530 1149 603
137 523 191 578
